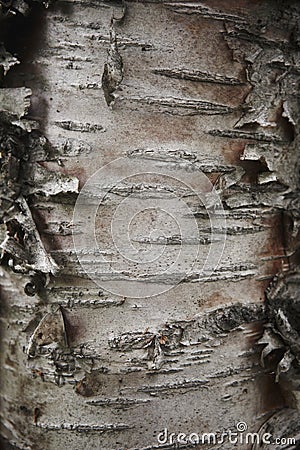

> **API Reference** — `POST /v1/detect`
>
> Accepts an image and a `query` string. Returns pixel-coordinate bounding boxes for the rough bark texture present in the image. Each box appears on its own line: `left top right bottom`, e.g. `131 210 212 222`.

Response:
0 1 299 449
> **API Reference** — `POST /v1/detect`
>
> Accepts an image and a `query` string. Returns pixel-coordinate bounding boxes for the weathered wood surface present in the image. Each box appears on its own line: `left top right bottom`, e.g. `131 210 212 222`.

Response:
0 1 299 449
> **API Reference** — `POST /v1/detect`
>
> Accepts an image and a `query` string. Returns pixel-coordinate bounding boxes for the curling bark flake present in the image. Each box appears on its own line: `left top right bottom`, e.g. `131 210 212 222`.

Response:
0 1 299 449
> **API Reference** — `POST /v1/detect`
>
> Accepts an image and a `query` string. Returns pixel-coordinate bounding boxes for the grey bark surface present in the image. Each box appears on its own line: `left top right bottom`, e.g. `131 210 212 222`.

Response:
0 1 299 449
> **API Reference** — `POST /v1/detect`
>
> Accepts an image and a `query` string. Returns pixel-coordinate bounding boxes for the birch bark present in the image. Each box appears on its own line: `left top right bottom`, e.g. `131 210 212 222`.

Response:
0 1 299 449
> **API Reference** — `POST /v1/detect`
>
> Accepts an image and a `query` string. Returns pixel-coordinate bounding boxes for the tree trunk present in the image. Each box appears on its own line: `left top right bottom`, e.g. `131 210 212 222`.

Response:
0 1 299 449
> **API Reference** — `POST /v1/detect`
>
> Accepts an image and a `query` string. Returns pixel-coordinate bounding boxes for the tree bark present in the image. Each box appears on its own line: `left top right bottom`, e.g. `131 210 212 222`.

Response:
0 1 299 449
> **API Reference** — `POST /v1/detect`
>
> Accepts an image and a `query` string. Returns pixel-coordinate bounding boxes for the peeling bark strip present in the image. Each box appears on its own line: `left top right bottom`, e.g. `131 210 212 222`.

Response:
0 1 300 450
101 5 124 106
